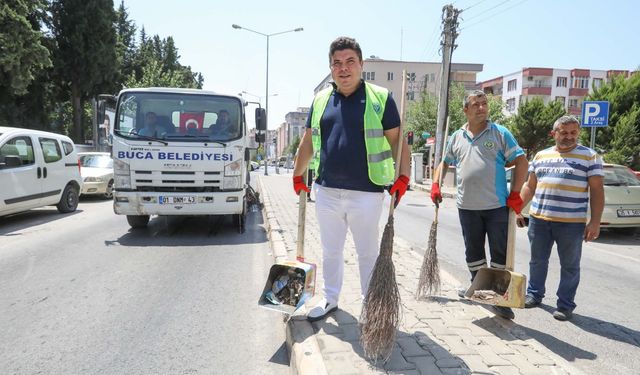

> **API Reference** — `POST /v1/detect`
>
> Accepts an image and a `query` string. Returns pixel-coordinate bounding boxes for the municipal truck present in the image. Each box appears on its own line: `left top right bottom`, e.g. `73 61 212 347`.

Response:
98 87 266 232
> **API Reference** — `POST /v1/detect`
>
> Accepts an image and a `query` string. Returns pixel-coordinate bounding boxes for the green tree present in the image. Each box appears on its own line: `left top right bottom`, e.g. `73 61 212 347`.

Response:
51 0 118 142
285 136 301 156
405 83 504 152
604 104 640 168
0 0 51 97
113 0 136 90
509 98 566 159
582 73 640 164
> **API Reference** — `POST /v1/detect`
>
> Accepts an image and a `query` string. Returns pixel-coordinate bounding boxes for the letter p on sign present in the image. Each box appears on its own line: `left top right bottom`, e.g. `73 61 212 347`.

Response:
584 103 600 125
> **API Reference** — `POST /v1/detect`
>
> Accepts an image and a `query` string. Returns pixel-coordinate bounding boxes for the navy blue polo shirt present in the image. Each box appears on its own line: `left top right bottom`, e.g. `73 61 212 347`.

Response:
305 81 401 192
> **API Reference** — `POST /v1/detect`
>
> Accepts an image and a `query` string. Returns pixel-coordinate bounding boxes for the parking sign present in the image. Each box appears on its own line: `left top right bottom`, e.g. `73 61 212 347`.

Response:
581 101 609 127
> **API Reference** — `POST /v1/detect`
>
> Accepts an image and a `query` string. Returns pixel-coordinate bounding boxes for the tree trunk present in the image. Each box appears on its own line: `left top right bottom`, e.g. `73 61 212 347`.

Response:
71 84 83 143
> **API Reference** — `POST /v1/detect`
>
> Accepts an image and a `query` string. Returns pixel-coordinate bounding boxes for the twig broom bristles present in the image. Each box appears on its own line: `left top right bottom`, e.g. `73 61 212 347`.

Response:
416 116 450 299
360 71 408 362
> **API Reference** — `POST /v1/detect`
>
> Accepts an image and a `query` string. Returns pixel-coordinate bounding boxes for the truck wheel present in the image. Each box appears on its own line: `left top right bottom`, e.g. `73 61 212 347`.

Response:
103 180 114 199
57 184 79 213
127 215 150 228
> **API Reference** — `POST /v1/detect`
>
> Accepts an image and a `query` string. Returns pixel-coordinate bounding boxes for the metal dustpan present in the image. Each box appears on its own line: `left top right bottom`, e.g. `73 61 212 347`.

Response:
258 174 316 315
465 209 526 308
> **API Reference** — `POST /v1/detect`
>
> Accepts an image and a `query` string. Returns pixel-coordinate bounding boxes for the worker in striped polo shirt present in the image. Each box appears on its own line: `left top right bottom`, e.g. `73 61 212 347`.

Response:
517 115 604 321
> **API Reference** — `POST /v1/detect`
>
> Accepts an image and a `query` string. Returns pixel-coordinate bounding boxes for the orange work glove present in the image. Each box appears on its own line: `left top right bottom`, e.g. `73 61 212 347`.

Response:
506 191 523 214
389 175 410 207
292 175 310 195
430 182 442 204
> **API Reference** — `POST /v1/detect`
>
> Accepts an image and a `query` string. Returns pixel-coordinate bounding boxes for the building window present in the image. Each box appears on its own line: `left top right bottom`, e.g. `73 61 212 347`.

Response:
593 78 603 89
408 72 416 82
507 79 517 92
407 91 415 100
387 72 394 81
569 98 579 108
506 98 516 112
555 96 566 105
556 77 567 87
572 77 589 89
362 71 375 81
430 73 435 82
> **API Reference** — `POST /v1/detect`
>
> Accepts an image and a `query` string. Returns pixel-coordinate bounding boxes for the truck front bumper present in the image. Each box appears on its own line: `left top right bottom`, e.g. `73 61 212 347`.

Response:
113 190 244 216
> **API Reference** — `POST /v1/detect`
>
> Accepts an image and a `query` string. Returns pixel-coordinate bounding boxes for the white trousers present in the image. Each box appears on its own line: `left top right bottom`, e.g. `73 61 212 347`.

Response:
314 185 385 305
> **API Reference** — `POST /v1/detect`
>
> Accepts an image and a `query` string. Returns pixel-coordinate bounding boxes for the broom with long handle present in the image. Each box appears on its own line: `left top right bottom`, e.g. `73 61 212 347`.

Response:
360 70 408 361
416 116 450 299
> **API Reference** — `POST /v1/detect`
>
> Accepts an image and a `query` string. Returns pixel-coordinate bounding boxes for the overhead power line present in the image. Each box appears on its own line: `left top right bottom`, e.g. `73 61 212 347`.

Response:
459 0 528 30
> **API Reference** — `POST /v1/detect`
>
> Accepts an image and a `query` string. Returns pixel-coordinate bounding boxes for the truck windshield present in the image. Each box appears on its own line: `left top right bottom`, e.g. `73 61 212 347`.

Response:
114 92 242 142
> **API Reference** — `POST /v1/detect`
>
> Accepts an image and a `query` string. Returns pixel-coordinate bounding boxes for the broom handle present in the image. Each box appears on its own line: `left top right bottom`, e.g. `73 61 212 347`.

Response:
506 209 516 271
388 70 408 217
434 116 450 211
296 169 308 262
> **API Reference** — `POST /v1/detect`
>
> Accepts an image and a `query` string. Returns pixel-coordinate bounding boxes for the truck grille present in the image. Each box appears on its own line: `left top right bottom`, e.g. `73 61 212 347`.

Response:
132 170 223 192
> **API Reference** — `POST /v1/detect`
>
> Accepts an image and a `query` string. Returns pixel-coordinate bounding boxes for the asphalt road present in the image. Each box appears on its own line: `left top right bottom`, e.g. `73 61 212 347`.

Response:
393 187 640 375
0 197 288 375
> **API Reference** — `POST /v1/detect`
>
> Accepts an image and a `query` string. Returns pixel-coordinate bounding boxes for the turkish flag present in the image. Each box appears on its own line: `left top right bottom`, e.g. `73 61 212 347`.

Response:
179 112 204 133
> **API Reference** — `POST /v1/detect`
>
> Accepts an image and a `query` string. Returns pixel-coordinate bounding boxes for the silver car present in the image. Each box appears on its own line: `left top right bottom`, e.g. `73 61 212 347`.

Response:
79 152 114 199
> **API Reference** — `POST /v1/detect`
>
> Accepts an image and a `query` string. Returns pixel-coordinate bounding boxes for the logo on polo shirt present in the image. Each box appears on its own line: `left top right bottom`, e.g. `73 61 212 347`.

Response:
373 103 381 113
483 140 495 150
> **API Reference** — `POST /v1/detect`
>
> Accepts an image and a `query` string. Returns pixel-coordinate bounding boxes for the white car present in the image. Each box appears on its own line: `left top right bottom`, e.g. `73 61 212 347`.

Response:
509 163 640 233
79 152 114 199
0 127 82 217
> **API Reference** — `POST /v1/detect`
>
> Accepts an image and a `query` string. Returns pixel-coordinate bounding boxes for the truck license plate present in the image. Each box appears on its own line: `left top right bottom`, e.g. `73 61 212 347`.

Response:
617 209 640 217
159 196 196 204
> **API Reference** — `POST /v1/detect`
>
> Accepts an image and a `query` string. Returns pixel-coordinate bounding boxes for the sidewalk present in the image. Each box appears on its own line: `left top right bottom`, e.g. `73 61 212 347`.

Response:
257 173 584 375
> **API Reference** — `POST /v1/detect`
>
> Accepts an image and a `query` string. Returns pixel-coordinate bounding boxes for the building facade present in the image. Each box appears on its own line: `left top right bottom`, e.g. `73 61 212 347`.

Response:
480 67 632 116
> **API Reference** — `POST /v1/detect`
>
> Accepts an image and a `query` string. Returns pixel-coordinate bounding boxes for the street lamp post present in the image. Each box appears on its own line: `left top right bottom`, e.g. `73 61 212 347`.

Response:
232 23 303 176
239 91 278 106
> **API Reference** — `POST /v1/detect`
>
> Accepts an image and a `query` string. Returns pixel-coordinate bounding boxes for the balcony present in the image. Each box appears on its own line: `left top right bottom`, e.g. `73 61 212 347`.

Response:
569 88 589 97
522 86 551 96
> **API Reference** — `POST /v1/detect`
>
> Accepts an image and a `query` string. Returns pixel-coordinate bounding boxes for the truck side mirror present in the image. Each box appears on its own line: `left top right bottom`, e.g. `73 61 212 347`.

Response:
255 108 267 131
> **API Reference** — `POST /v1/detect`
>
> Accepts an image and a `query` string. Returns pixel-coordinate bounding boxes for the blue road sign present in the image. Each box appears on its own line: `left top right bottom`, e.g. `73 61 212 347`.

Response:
581 101 609 127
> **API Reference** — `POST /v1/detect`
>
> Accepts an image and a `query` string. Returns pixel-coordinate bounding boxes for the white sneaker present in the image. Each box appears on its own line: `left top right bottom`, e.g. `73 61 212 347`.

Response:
307 298 338 322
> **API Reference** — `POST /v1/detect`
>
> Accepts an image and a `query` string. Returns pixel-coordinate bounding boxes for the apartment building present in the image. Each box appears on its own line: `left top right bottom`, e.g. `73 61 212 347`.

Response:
480 67 632 116
314 58 483 101
273 107 309 157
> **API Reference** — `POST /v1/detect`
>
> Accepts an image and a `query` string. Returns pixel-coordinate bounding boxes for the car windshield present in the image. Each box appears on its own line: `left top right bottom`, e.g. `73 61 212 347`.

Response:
603 166 640 186
80 154 113 168
114 92 242 142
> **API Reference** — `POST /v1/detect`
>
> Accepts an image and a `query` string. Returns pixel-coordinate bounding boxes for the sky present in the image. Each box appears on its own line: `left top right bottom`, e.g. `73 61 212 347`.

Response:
122 0 640 129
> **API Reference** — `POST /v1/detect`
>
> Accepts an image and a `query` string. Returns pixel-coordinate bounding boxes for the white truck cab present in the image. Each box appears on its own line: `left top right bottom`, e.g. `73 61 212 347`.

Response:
102 87 266 231
0 127 82 217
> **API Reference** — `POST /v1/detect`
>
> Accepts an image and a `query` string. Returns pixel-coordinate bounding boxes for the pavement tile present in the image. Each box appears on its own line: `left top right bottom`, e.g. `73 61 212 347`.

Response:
340 323 361 342
440 369 471 375
316 334 352 354
508 344 556 366
383 345 416 371
405 356 444 375
397 336 432 357
479 336 516 355
491 366 522 375
474 344 513 366
457 354 492 373
438 335 478 355
323 352 362 375
501 354 549 375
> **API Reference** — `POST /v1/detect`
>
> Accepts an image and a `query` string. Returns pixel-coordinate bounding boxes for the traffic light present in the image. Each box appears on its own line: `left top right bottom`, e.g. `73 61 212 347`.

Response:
407 131 414 145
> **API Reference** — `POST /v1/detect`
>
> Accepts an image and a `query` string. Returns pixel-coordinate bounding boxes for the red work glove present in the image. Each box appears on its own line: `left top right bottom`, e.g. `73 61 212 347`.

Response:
292 175 310 195
506 191 523 214
389 175 409 207
430 182 442 204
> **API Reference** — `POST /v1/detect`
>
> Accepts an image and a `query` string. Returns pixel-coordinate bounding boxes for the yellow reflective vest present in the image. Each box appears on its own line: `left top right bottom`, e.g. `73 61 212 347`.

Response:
309 82 394 186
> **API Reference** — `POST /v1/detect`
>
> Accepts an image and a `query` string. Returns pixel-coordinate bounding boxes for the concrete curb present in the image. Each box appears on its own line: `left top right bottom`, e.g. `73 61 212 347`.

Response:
256 176 328 375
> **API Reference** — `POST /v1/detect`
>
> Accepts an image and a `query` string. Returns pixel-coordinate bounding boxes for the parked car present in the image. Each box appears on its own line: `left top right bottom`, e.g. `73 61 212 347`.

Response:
0 126 82 217
508 163 640 233
249 161 260 171
79 152 114 199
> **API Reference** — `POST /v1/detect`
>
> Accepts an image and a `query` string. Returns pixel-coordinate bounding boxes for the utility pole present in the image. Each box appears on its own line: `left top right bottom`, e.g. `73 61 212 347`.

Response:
433 4 461 170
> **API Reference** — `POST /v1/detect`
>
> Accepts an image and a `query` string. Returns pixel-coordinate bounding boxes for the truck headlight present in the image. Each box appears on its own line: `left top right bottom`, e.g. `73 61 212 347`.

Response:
114 159 130 175
224 159 242 176
223 176 242 190
115 175 131 189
